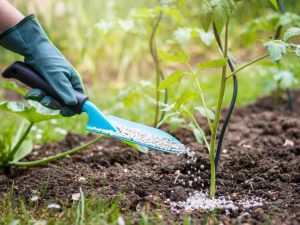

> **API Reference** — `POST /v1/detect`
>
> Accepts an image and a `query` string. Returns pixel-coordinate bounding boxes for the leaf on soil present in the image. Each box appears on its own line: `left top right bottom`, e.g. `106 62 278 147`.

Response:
174 91 199 111
197 58 228 70
263 40 289 62
159 70 185 90
284 27 300 41
0 100 62 123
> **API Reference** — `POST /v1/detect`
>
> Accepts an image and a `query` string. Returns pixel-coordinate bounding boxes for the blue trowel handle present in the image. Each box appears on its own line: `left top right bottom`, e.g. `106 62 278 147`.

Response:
2 61 88 114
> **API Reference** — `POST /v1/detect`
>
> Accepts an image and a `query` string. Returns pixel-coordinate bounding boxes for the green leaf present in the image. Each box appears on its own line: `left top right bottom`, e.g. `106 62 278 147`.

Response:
199 1 212 31
196 28 214 46
158 49 189 63
210 0 236 33
12 120 27 148
195 106 215 120
159 70 185 90
187 123 204 144
284 27 300 41
0 81 27 95
174 91 199 111
156 111 180 129
273 70 298 88
263 40 289 62
0 101 62 123
197 58 227 70
168 117 185 132
269 0 278 10
11 140 33 163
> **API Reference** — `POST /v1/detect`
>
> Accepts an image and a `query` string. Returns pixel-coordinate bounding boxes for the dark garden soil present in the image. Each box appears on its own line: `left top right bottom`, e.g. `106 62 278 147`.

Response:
1 91 300 224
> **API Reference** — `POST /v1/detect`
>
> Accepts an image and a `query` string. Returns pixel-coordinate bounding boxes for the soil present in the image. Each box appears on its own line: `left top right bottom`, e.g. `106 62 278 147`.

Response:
1 91 300 224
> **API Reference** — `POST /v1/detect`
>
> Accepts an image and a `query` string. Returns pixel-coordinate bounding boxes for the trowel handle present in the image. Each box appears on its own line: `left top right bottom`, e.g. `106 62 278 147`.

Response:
2 61 88 114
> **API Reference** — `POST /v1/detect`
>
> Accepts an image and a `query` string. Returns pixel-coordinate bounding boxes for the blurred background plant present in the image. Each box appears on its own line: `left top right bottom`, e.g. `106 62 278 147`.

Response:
0 0 299 144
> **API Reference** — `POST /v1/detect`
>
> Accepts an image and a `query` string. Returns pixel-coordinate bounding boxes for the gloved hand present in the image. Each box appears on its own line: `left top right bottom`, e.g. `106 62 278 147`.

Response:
0 14 85 116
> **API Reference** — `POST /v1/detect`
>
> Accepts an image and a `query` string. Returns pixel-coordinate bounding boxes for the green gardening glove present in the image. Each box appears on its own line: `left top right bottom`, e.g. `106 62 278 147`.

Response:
0 14 85 116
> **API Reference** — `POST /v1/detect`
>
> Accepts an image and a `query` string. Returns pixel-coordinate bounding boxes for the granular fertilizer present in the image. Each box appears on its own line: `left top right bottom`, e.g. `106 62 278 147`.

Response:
89 123 188 154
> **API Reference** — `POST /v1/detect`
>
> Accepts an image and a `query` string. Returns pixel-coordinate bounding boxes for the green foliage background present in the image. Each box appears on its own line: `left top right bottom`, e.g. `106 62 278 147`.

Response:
0 0 299 143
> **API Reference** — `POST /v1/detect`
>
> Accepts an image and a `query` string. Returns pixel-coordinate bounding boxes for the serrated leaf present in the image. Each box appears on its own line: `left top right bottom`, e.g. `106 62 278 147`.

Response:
269 0 278 10
263 40 289 62
0 101 61 123
158 49 189 63
195 106 215 120
174 91 199 111
11 140 33 163
198 58 227 70
284 27 300 41
159 70 185 90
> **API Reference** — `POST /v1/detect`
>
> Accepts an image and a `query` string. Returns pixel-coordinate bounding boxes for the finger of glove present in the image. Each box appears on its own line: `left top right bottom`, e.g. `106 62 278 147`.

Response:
46 74 78 106
24 88 45 102
60 106 76 117
70 69 85 94
41 96 62 110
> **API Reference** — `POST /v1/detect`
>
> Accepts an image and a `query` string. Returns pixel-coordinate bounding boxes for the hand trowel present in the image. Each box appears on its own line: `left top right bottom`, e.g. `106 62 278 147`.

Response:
2 61 188 154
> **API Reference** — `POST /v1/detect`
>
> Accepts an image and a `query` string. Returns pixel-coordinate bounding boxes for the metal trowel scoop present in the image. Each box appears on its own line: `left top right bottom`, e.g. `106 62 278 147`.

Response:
2 62 188 154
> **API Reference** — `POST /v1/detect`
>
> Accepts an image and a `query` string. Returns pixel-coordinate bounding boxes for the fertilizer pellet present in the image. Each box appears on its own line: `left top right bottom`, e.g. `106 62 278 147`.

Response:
167 191 266 212
89 123 187 154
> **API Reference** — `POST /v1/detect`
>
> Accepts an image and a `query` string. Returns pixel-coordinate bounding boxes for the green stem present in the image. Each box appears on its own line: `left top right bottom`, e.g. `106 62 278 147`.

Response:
6 122 34 163
150 10 164 127
11 136 103 167
182 106 210 151
209 20 230 198
226 54 269 79
186 63 213 133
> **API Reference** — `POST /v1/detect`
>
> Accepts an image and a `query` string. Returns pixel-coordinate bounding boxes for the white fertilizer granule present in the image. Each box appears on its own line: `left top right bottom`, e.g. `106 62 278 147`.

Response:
167 191 266 213
89 123 187 154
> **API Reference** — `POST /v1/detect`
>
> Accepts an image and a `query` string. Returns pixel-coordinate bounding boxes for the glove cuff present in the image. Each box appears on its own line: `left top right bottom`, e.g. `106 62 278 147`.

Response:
0 14 35 39
0 14 46 57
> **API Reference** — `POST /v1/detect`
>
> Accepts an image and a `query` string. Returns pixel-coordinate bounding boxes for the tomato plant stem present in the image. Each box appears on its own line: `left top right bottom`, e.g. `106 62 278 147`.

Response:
226 54 269 79
6 122 34 163
11 136 102 167
209 20 230 198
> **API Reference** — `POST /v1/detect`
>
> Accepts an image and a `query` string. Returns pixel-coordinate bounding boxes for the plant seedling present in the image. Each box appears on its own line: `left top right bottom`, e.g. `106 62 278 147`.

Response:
156 0 300 198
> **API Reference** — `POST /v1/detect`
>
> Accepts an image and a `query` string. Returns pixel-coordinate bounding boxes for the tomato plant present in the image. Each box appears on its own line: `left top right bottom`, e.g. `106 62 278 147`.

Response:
155 0 300 198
